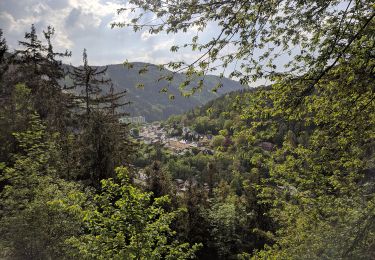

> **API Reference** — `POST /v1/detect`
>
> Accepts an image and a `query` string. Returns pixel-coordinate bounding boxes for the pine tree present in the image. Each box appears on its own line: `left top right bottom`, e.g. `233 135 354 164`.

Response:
69 48 127 117
145 160 173 199
0 29 8 83
0 29 13 101
16 24 45 75
13 24 71 122
43 26 71 85
68 49 132 188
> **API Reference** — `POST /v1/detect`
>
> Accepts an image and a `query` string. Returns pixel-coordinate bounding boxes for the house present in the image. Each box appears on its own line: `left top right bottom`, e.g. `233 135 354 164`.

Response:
119 116 146 124
259 141 274 151
198 136 210 147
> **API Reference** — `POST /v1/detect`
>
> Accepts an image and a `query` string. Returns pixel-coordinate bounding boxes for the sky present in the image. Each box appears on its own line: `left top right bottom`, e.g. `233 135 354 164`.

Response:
0 0 215 66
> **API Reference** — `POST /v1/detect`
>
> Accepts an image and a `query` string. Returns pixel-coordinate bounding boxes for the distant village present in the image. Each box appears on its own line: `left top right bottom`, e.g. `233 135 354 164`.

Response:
119 116 214 156
139 122 214 156
120 116 275 193
118 116 214 193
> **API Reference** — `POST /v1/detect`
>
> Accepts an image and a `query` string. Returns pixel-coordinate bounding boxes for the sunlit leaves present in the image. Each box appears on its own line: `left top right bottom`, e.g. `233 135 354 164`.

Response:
115 0 373 97
68 167 200 259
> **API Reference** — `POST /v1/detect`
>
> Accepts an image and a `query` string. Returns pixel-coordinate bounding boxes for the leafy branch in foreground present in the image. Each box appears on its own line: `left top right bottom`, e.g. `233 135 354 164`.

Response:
114 0 374 93
68 166 201 259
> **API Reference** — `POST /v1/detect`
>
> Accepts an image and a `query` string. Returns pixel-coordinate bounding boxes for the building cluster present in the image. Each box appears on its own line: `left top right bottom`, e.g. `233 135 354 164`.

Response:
174 178 210 194
134 170 209 194
138 123 214 155
119 116 146 124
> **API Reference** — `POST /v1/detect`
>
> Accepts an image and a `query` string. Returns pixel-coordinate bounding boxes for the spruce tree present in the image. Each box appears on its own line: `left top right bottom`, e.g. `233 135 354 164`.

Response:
69 49 132 188
0 29 8 79
145 160 173 199
69 48 127 117
14 24 71 122
0 29 8 99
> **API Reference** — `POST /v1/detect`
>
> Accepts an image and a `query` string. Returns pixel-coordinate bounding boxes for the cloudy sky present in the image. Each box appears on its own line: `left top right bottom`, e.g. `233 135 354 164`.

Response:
0 0 216 66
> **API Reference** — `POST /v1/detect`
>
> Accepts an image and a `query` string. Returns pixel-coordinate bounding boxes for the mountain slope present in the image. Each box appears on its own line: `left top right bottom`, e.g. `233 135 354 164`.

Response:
67 62 244 121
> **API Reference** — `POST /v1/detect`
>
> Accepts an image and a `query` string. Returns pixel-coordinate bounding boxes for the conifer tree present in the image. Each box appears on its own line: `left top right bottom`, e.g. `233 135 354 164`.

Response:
69 49 132 188
16 24 44 75
0 29 9 101
13 24 71 122
177 182 211 258
70 48 127 117
145 161 173 200
0 29 8 82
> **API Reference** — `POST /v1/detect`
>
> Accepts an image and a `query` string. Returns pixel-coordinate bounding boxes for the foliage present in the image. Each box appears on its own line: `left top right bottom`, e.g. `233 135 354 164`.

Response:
74 110 134 188
68 167 200 259
0 111 86 259
0 29 8 90
116 2 375 257
69 49 127 117
0 84 35 162
116 0 374 91
145 161 174 199
211 135 225 148
208 188 247 259
12 24 72 124
1 2 375 257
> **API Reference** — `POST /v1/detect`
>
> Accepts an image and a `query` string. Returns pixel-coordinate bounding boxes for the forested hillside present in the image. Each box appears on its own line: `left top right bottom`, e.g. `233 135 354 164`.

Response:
0 0 374 259
0 27 199 259
64 62 243 121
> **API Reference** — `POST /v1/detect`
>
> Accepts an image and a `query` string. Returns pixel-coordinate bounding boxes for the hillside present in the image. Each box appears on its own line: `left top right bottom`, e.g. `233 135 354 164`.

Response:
65 62 244 121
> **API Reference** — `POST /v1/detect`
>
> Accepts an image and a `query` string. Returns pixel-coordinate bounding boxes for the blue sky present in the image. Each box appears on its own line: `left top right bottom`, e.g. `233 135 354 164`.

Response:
0 0 215 66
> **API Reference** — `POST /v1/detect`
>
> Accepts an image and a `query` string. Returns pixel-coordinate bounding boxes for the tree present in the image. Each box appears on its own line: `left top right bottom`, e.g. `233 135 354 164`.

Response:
70 48 127 117
0 29 8 95
115 0 374 92
211 135 225 148
0 108 86 259
73 110 134 188
115 2 375 257
68 49 133 188
67 167 200 259
14 24 71 121
0 29 6 63
0 84 35 162
176 181 212 259
145 161 173 200
207 186 247 259
235 63 375 258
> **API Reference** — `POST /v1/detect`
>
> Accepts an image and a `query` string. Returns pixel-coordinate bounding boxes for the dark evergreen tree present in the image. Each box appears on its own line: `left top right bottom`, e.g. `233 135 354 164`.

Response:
68 49 132 188
0 29 8 85
13 24 71 123
176 182 214 259
69 48 127 117
145 161 173 200
206 161 215 197
16 24 45 75
0 29 13 101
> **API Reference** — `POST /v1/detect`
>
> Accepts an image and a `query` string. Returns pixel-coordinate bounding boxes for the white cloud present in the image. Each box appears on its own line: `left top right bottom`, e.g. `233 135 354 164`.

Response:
0 11 34 32
153 39 174 51
0 0 222 70
141 31 154 41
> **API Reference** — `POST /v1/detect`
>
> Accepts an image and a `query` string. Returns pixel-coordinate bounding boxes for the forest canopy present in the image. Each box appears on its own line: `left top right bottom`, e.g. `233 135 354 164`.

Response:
115 0 374 86
0 0 374 259
113 0 375 258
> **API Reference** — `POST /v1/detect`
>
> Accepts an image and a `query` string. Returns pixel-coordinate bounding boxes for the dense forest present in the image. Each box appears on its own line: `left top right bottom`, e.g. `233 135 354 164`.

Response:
0 0 374 259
